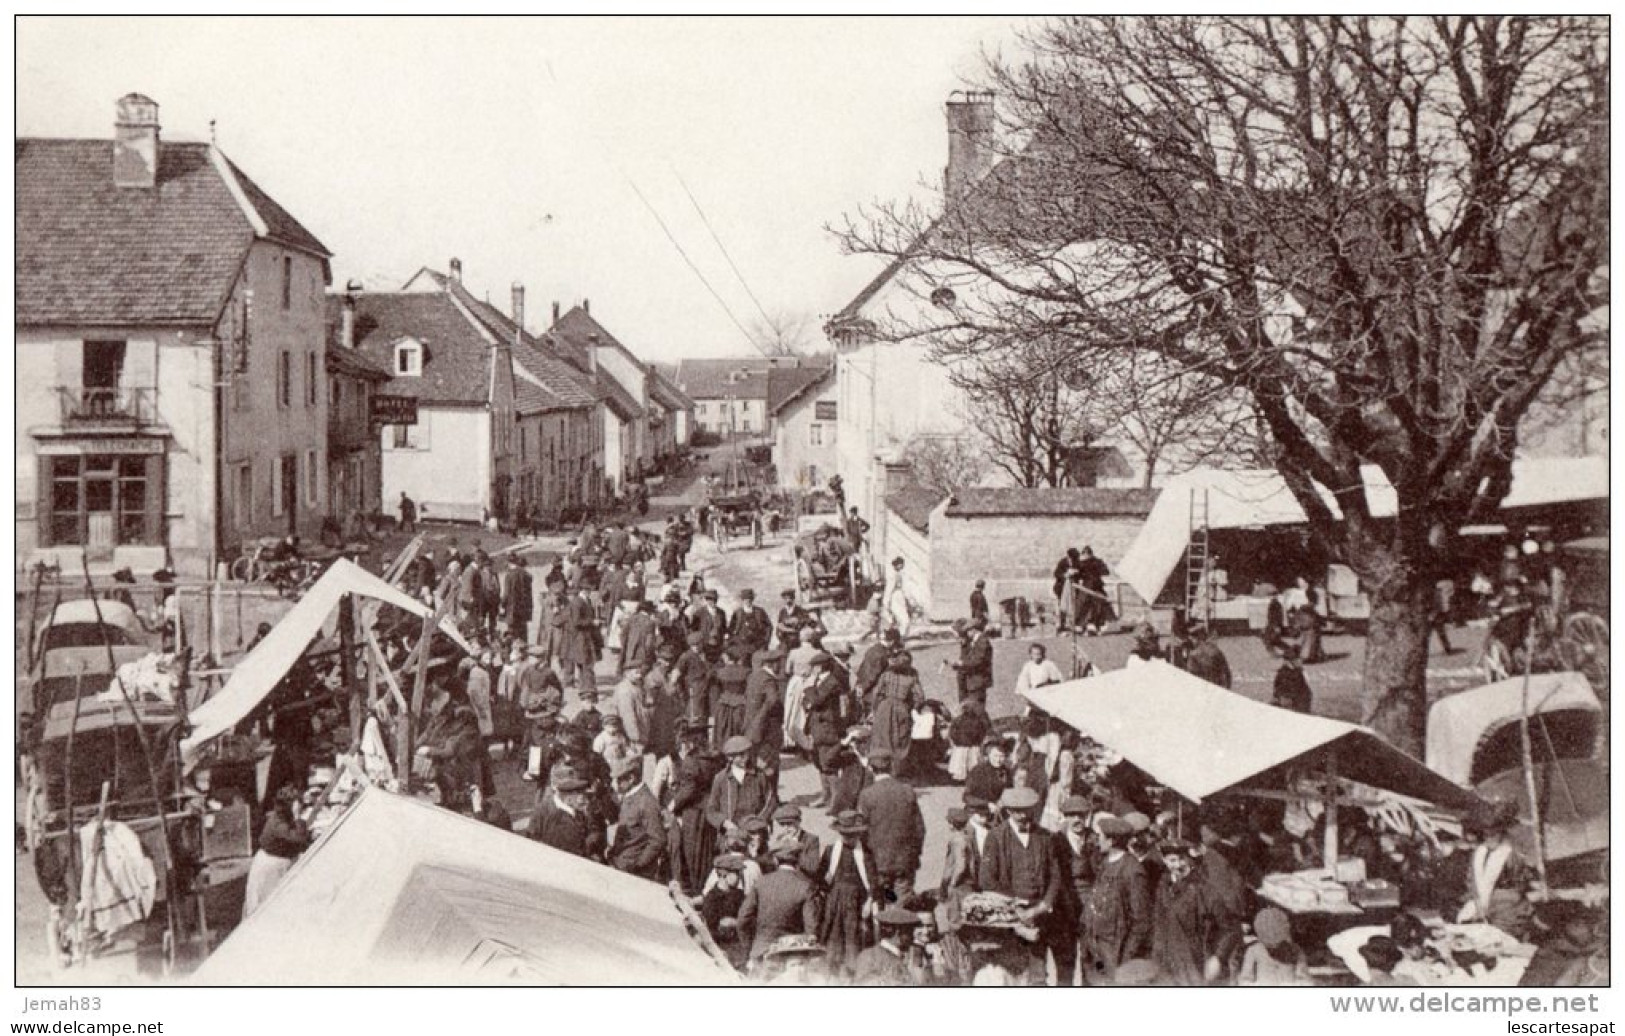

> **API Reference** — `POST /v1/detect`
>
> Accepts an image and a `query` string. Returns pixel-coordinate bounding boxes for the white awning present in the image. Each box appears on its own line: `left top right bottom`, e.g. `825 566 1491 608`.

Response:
1115 458 1607 603
192 788 737 985
180 558 470 766
1022 659 1481 811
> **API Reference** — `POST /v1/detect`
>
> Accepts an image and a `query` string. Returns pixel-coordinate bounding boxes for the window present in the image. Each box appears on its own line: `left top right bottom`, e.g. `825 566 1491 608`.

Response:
271 457 285 517
390 423 425 450
281 256 293 309
520 425 528 461
306 353 318 407
395 342 422 376
278 351 291 408
43 454 156 548
233 462 253 530
809 422 827 447
305 449 319 505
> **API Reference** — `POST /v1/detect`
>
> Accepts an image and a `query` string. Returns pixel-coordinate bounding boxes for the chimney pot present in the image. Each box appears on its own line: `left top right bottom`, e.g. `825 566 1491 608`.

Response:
583 298 590 315
944 91 996 203
551 301 560 325
113 93 161 189
449 258 463 284
340 293 356 350
511 282 526 332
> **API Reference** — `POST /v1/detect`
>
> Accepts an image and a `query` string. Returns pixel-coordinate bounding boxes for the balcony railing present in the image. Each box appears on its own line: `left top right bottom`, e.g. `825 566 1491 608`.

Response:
57 386 157 425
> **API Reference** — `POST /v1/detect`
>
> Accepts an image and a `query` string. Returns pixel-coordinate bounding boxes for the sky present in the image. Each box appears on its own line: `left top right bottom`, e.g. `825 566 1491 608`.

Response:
16 15 1029 364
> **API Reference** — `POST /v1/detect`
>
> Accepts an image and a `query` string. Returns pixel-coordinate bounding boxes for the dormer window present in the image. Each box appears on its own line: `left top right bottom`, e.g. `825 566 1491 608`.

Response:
395 339 423 377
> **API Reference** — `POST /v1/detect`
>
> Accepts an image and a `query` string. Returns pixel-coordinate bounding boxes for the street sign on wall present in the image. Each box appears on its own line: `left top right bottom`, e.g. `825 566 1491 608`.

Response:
814 400 837 420
370 394 418 428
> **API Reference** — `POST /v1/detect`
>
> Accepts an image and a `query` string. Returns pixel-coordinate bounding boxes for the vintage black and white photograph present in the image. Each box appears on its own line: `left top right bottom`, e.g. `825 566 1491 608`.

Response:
12 14 1610 993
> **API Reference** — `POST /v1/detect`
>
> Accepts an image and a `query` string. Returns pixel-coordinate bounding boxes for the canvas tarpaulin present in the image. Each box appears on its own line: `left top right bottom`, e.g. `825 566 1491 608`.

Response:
1425 672 1602 786
1115 458 1608 604
1021 660 1482 812
180 558 471 766
192 788 737 985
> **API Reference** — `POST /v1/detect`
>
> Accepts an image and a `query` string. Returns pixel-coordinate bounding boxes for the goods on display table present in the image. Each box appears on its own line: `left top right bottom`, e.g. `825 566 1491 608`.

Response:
1327 922 1537 986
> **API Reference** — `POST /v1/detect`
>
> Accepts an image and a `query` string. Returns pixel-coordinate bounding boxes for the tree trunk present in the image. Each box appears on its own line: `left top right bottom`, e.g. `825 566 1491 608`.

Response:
1359 570 1434 758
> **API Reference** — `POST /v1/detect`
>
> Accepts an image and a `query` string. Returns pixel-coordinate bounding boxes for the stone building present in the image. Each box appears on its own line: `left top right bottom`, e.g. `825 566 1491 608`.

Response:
17 94 332 577
767 363 837 491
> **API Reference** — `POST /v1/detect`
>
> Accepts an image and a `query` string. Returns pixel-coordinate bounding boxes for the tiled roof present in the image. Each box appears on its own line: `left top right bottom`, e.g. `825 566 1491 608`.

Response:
16 139 330 329
548 306 647 422
647 368 693 412
884 483 947 534
674 357 776 401
18 139 252 327
456 293 597 415
767 363 833 416
347 292 495 405
943 487 1159 519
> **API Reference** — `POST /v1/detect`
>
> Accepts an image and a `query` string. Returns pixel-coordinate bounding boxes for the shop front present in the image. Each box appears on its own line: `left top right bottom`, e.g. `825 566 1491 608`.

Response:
35 436 167 560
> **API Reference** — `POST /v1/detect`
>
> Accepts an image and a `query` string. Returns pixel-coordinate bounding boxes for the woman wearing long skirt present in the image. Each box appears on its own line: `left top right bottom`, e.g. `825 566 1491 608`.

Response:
244 786 309 916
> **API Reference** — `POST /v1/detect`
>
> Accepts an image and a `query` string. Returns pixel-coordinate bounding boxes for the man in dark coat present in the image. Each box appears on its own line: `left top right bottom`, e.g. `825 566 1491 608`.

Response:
964 737 1011 806
767 803 822 877
1050 796 1098 986
980 787 1065 984
856 750 926 903
562 585 601 691
1271 646 1313 713
710 643 751 750
855 629 900 710
817 811 882 976
1075 546 1112 633
1183 624 1233 688
728 589 773 657
668 722 722 895
773 590 812 651
801 652 845 808
502 555 534 642
949 616 994 709
744 649 786 791
608 756 666 880
740 840 822 969
527 775 598 861
673 632 713 726
691 590 729 656
968 579 990 626
619 600 660 675
705 735 778 838
1082 816 1153 984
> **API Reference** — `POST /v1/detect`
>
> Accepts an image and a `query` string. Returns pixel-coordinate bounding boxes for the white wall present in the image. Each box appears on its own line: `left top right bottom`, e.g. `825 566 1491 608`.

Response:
380 407 490 519
603 409 626 492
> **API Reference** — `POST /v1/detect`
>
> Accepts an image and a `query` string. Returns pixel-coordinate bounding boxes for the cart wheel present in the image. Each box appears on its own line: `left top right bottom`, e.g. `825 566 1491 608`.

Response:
228 556 253 582
1560 612 1610 688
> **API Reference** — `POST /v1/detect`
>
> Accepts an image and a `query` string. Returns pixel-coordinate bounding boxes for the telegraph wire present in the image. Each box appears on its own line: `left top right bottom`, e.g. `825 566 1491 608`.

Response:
673 169 775 327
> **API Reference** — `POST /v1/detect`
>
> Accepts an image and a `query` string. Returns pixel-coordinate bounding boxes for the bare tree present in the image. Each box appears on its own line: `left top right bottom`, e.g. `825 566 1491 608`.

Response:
1098 354 1273 487
949 335 1106 487
751 311 818 357
836 16 1608 754
903 434 989 498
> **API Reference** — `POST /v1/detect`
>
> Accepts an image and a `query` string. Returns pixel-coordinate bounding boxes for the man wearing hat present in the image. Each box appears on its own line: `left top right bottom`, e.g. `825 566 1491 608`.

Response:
1049 795 1097 985
668 719 723 895
981 786 1064 984
744 647 787 791
691 589 728 656
801 651 846 808
1082 815 1152 984
698 852 750 969
561 582 602 692
500 554 534 642
949 616 994 710
850 905 929 986
855 628 900 711
728 589 773 657
857 749 926 903
1271 644 1313 713
673 631 713 727
608 754 666 881
1183 622 1232 689
816 810 880 975
768 803 822 876
969 579 990 627
567 687 604 736
773 589 812 651
527 772 599 861
537 581 570 670
739 837 822 969
705 735 777 838
618 599 660 675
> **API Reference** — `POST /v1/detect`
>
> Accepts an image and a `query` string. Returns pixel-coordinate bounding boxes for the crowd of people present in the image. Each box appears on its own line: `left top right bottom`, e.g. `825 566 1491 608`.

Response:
228 513 1601 986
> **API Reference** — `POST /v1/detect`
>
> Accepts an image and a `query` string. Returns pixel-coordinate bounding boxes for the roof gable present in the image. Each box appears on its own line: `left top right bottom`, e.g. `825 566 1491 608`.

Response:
767 363 834 415
346 291 497 405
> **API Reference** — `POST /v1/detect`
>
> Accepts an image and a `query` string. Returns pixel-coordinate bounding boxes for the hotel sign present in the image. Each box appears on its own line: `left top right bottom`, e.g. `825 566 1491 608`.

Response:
370 394 419 428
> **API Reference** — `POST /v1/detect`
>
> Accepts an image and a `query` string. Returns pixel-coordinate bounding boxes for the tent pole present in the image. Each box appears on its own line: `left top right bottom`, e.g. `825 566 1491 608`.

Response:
1519 619 1549 886
1322 749 1339 870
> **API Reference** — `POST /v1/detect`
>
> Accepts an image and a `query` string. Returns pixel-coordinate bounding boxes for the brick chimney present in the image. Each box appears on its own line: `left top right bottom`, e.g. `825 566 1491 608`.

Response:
551 301 560 325
583 298 590 315
511 282 525 333
113 93 161 189
449 258 463 284
943 90 995 203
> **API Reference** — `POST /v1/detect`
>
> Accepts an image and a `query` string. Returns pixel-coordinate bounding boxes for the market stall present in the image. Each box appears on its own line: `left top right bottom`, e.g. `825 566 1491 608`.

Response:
191 788 739 985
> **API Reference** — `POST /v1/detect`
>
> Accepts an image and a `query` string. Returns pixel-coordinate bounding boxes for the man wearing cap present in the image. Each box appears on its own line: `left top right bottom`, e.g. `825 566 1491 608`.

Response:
692 589 728 656
768 803 822 876
567 687 604 736
561 583 602 692
610 667 651 758
817 811 880 975
705 735 778 837
981 787 1064 983
744 647 787 790
698 853 750 969
969 579 990 627
740 839 822 969
855 628 900 711
851 905 930 986
673 631 713 727
728 588 773 657
618 599 660 676
537 581 570 671
608 755 666 881
1082 815 1153 984
801 651 846 808
949 616 995 709
857 750 926 903
774 590 812 651
527 773 599 861
1049 796 1097 985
